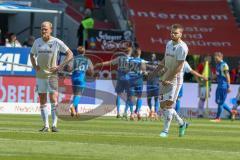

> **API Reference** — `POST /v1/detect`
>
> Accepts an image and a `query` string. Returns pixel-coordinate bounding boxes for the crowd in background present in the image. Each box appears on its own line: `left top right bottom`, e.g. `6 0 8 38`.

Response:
0 32 35 48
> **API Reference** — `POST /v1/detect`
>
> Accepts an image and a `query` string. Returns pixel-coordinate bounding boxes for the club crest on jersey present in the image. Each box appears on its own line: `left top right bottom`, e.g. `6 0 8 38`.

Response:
48 44 53 48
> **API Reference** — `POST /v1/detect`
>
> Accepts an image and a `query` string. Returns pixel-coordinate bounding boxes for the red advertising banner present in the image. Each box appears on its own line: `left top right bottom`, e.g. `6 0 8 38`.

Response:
128 0 240 56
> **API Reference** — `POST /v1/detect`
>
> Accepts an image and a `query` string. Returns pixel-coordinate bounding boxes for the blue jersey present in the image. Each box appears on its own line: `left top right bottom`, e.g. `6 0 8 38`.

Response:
216 61 229 89
72 55 90 84
147 60 159 84
116 55 131 81
128 57 145 81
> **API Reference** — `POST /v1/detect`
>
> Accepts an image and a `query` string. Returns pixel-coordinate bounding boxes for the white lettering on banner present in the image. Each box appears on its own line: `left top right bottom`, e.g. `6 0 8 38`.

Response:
130 9 229 21
0 85 6 101
18 86 25 102
151 37 232 47
0 84 37 102
96 31 123 41
8 85 16 102
155 24 214 33
0 53 13 71
26 86 33 103
0 53 32 72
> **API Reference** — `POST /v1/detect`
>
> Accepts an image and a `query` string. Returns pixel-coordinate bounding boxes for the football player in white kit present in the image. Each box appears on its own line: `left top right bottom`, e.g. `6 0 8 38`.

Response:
30 21 73 132
159 24 189 137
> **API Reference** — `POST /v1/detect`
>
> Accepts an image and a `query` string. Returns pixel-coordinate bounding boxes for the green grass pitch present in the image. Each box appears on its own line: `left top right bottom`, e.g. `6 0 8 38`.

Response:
0 114 240 160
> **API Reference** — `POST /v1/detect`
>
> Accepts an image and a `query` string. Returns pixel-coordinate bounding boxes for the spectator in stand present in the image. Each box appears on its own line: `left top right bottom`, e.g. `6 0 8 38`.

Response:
23 36 35 47
94 0 105 8
77 9 94 48
5 33 22 47
231 61 240 84
85 0 94 11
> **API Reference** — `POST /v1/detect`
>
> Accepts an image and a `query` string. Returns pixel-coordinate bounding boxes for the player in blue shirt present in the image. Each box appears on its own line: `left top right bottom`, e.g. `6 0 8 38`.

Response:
146 53 160 120
211 52 232 122
94 46 133 118
124 45 146 120
69 46 94 117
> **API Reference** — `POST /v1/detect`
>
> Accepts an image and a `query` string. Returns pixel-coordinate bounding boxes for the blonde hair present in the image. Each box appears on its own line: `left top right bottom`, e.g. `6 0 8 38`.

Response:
41 21 52 28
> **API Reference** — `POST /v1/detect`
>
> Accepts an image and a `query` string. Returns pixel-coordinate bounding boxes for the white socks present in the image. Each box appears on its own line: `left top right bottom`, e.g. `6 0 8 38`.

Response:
40 105 49 128
162 109 173 133
171 108 184 126
51 103 58 127
162 108 184 133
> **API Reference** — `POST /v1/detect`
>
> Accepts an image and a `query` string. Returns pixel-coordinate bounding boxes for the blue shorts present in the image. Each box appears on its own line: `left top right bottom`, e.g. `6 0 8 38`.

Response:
115 79 129 94
147 81 159 97
72 79 85 95
215 87 228 105
128 79 143 97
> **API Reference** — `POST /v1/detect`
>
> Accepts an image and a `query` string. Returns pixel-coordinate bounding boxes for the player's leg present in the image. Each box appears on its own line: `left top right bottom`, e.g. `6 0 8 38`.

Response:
152 84 160 119
197 98 205 118
231 98 239 120
37 78 50 132
197 87 206 118
175 86 183 113
212 87 228 122
135 84 143 120
147 81 154 117
48 77 59 132
39 93 50 132
160 83 187 137
147 96 153 114
154 96 159 116
115 80 124 118
221 88 232 118
175 97 181 113
49 91 59 132
126 86 135 120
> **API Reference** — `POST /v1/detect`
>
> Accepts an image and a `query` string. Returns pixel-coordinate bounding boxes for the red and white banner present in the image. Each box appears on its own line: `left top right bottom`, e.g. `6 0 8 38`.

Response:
0 76 239 118
128 0 240 56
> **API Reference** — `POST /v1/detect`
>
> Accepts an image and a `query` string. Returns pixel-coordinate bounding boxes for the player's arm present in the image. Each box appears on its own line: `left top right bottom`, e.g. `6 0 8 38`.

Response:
94 58 117 68
30 41 40 71
163 60 184 82
190 70 208 81
141 60 147 75
58 49 73 71
49 39 73 73
30 54 40 71
223 65 231 92
87 59 94 77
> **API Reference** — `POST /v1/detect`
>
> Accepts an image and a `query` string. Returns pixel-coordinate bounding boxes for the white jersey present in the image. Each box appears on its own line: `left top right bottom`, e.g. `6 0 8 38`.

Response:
162 40 188 83
31 37 69 79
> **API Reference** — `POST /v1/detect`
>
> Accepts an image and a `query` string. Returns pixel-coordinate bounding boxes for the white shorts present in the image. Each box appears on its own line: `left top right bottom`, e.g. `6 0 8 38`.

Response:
198 86 210 99
159 80 182 103
36 78 58 93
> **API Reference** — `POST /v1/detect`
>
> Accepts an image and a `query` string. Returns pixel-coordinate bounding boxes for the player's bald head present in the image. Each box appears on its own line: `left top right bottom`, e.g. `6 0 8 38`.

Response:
41 21 52 29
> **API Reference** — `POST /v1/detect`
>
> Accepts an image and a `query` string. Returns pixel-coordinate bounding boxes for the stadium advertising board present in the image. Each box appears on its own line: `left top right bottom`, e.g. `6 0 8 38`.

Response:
0 76 238 118
128 0 240 56
87 29 132 52
0 47 35 76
